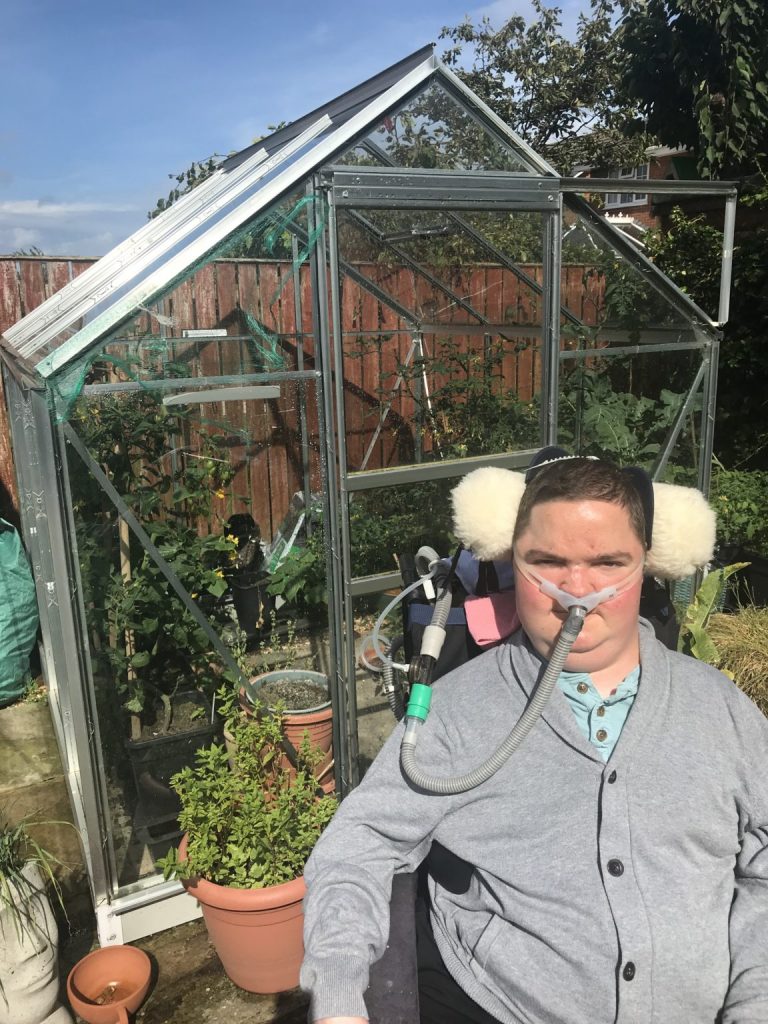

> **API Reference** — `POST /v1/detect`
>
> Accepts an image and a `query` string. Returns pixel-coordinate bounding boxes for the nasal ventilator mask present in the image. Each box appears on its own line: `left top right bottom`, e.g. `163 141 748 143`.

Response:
386 450 717 796
514 560 645 613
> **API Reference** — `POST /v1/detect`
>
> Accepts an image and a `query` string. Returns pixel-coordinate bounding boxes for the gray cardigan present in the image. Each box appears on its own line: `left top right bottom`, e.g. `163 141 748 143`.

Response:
301 620 768 1023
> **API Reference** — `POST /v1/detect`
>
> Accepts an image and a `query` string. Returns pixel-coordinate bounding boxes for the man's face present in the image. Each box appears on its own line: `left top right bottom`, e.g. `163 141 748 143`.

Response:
513 498 645 680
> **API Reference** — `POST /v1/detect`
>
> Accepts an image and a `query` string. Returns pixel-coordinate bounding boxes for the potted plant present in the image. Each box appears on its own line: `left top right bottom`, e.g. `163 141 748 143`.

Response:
156 709 336 994
0 817 73 1024
243 668 334 793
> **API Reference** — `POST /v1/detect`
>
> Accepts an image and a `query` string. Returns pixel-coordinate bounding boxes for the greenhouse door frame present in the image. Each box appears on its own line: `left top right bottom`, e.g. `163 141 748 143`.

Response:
321 166 563 792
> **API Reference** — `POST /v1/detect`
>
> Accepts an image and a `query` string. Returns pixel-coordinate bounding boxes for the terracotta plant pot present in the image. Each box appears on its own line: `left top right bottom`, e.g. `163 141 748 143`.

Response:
66 945 151 1024
178 835 305 993
241 669 334 792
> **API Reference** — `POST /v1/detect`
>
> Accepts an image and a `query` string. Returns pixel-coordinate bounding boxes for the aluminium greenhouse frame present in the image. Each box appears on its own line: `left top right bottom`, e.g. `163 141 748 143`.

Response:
1 44 737 945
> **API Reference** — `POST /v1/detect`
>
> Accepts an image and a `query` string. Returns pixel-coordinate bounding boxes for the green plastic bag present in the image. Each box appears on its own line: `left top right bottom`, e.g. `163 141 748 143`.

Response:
0 519 39 707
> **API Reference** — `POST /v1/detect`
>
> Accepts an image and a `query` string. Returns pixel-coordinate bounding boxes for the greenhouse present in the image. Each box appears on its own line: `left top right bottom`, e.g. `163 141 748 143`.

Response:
0 45 737 947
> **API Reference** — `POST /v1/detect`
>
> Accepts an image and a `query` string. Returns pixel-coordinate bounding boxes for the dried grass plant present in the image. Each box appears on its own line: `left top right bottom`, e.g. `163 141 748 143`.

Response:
708 607 768 717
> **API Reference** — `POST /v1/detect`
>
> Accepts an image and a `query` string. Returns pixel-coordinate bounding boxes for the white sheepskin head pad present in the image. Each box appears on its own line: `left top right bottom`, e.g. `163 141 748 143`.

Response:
451 467 527 562
646 482 717 580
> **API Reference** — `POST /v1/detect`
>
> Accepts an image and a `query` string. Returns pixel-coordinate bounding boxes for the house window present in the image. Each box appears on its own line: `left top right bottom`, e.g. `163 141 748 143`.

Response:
605 164 649 208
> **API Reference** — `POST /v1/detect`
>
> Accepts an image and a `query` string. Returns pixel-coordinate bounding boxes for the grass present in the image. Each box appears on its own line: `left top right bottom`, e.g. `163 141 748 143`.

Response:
709 606 768 716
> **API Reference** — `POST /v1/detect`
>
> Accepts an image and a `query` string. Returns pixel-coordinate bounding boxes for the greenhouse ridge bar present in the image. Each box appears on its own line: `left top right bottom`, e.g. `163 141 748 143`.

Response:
0 44 736 946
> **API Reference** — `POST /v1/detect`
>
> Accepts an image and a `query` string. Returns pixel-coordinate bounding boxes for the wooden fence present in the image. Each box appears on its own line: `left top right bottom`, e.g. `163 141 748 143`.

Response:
0 256 599 533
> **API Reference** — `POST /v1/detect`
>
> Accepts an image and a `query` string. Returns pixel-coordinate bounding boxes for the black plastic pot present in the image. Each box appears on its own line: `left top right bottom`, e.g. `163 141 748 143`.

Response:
126 691 219 834
716 545 768 609
229 571 271 640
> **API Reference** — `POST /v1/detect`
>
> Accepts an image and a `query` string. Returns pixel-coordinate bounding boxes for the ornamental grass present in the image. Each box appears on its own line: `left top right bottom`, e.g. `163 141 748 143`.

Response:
708 607 768 717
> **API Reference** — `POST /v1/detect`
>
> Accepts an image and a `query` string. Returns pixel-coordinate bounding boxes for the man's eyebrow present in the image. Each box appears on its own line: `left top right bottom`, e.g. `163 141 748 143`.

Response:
520 548 634 561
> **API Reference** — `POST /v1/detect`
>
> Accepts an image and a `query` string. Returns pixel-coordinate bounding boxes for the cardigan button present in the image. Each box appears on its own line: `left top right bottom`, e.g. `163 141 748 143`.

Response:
623 961 636 981
607 770 617 783
607 859 624 877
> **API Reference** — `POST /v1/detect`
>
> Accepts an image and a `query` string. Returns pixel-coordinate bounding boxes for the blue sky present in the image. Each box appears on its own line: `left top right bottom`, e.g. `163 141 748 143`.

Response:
1 0 583 257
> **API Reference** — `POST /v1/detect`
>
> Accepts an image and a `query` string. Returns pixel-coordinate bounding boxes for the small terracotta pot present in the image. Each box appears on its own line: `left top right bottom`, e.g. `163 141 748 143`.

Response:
66 945 151 1024
179 835 305 993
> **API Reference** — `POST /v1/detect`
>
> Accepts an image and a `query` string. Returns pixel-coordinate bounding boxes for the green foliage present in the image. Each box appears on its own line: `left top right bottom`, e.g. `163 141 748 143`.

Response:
103 525 235 714
267 535 327 612
711 466 768 554
559 364 694 466
69 386 240 720
618 0 768 176
677 562 750 662
643 202 768 467
349 482 457 577
0 816 69 936
440 0 650 172
148 156 222 220
644 206 722 315
155 711 336 888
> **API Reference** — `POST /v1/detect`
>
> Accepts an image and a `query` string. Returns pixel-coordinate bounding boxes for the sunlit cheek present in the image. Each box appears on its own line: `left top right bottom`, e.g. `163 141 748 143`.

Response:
596 581 643 618
515 576 560 619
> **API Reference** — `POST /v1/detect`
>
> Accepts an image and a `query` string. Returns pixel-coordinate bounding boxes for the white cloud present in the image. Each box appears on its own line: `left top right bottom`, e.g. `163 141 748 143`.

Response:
10 227 40 249
470 0 581 35
0 199 138 220
306 21 332 46
472 0 533 26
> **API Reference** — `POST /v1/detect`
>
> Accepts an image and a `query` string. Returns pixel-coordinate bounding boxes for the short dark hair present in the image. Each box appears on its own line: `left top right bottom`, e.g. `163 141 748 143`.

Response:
513 458 647 548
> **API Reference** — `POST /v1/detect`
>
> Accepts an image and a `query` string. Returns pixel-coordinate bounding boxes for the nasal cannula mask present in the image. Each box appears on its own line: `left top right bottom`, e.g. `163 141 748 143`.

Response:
514 561 645 612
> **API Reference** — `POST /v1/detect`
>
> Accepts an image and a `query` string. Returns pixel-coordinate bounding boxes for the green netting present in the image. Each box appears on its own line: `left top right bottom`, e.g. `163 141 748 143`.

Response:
46 192 327 421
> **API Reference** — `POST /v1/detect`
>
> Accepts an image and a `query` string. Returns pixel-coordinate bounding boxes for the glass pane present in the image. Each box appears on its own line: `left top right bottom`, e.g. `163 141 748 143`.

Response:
561 207 694 342
337 208 546 472
558 347 704 481
348 478 458 580
338 79 533 172
64 372 330 892
38 188 323 370
352 592 404 776
558 203 710 480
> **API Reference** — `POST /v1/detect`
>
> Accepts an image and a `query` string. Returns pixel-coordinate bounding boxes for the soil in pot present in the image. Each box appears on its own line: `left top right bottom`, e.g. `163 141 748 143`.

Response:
137 691 212 739
255 677 327 711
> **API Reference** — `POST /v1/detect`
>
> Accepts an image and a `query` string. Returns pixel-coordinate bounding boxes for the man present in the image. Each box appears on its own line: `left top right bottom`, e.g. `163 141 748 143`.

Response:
301 454 768 1023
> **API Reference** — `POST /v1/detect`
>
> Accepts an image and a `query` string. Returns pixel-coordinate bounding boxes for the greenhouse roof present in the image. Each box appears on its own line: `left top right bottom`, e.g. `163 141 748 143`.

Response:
1 44 558 380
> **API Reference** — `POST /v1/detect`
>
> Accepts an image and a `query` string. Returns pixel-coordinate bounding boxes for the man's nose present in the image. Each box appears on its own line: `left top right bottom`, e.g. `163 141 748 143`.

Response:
561 565 591 596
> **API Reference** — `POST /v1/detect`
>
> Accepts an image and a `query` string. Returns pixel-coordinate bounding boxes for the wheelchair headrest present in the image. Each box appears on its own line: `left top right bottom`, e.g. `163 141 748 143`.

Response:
451 460 716 581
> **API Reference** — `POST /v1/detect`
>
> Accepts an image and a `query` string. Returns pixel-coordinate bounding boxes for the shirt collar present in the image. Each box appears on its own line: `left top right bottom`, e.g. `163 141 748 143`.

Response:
558 665 641 703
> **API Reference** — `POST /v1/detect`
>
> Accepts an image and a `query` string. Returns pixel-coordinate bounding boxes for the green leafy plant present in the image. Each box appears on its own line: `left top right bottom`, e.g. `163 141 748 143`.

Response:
0 816 69 937
677 563 750 664
559 364 691 466
69 384 242 728
711 465 768 555
155 710 336 888
267 540 327 613
103 523 235 718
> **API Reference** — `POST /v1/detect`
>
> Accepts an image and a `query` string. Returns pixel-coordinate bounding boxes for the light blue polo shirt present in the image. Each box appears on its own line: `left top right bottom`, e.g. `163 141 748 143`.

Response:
557 666 640 761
